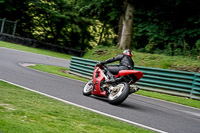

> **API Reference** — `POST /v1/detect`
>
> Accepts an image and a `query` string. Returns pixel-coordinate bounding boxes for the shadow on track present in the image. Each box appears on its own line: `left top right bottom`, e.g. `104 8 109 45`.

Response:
90 95 108 103
89 95 146 112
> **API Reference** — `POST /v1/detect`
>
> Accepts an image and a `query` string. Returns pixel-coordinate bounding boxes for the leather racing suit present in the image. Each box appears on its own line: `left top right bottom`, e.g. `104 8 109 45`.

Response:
101 54 134 75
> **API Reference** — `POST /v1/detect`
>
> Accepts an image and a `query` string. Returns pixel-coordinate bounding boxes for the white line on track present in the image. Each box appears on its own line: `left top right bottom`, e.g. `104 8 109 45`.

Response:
0 79 167 133
134 93 200 111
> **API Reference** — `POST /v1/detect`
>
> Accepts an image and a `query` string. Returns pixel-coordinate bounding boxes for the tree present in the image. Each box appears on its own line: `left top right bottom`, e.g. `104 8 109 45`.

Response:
0 0 94 50
78 0 135 49
77 0 123 46
1 0 199 55
131 0 200 55
118 0 134 49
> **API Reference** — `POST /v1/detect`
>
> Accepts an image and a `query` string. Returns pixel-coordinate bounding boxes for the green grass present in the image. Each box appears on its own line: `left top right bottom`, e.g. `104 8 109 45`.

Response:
29 64 88 82
135 90 200 109
0 81 153 133
1 41 199 72
0 41 71 60
83 45 200 72
28 64 200 109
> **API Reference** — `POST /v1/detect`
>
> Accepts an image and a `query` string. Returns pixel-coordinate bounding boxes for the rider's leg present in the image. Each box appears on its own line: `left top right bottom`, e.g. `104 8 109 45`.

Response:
105 67 119 82
105 66 129 82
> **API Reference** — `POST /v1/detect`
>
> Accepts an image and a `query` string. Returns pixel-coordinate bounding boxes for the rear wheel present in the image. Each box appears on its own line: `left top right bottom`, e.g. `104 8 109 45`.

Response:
83 80 93 96
108 82 129 105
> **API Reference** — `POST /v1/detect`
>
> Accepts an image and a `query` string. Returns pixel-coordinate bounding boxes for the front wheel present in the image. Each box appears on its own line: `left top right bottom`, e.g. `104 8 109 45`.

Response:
108 82 129 105
83 80 93 96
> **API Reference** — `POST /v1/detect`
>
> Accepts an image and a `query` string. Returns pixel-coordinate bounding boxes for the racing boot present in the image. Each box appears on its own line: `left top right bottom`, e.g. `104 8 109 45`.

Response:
105 71 116 83
129 86 140 94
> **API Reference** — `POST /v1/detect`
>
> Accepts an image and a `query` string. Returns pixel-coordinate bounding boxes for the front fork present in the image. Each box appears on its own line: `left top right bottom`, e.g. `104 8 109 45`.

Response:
102 70 109 81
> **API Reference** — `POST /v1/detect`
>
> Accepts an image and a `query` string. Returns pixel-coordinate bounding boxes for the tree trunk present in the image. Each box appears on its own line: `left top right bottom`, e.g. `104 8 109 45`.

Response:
118 2 134 49
117 14 124 47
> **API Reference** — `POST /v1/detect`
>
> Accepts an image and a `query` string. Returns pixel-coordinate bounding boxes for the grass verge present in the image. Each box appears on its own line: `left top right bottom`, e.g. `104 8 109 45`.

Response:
28 64 200 109
136 90 200 109
83 45 200 72
0 81 153 133
28 64 88 82
1 41 199 72
0 41 71 60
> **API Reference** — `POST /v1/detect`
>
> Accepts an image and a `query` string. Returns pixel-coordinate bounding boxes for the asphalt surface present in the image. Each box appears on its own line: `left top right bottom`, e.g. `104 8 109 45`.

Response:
0 47 200 133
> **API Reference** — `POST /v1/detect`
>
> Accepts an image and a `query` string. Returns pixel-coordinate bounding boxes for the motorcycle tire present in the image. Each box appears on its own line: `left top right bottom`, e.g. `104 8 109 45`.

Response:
108 82 129 105
83 79 93 96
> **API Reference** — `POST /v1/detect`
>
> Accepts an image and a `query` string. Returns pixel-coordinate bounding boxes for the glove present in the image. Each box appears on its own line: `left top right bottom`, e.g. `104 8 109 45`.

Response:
99 61 106 65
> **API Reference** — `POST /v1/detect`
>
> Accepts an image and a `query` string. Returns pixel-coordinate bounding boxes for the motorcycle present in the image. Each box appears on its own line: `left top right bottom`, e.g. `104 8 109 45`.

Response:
82 64 143 105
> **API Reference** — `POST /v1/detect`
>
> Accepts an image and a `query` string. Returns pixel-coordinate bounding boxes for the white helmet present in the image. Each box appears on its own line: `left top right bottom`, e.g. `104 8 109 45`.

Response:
123 49 132 58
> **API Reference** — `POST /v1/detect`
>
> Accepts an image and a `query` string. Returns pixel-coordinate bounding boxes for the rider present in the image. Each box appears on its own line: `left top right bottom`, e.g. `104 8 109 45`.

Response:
99 49 134 82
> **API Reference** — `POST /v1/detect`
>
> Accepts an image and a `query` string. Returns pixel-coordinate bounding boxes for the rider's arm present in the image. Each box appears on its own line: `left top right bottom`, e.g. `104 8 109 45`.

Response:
101 54 123 64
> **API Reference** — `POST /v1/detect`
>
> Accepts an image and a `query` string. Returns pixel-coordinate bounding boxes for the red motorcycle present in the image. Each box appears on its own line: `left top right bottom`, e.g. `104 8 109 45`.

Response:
83 64 143 105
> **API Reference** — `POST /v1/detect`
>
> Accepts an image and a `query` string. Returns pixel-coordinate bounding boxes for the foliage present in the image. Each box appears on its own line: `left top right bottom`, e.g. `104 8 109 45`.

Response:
132 0 200 56
77 0 123 46
195 40 200 50
0 0 94 50
0 0 199 56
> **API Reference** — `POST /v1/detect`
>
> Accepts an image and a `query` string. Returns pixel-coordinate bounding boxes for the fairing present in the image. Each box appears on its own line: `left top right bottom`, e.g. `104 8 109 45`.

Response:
117 70 143 81
91 64 143 97
91 66 107 96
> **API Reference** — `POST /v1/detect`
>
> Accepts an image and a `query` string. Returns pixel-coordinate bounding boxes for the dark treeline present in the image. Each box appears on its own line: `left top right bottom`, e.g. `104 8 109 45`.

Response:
0 0 199 56
133 0 200 56
0 0 94 50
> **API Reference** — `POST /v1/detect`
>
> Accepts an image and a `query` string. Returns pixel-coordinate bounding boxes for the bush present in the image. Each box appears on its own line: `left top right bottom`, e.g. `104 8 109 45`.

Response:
195 40 200 51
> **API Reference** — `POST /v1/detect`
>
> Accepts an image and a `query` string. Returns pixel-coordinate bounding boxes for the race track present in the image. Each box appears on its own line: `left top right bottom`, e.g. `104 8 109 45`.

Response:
0 47 200 133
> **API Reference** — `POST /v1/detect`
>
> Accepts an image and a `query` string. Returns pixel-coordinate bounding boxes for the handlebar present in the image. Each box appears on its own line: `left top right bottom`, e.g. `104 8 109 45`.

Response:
96 63 107 69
